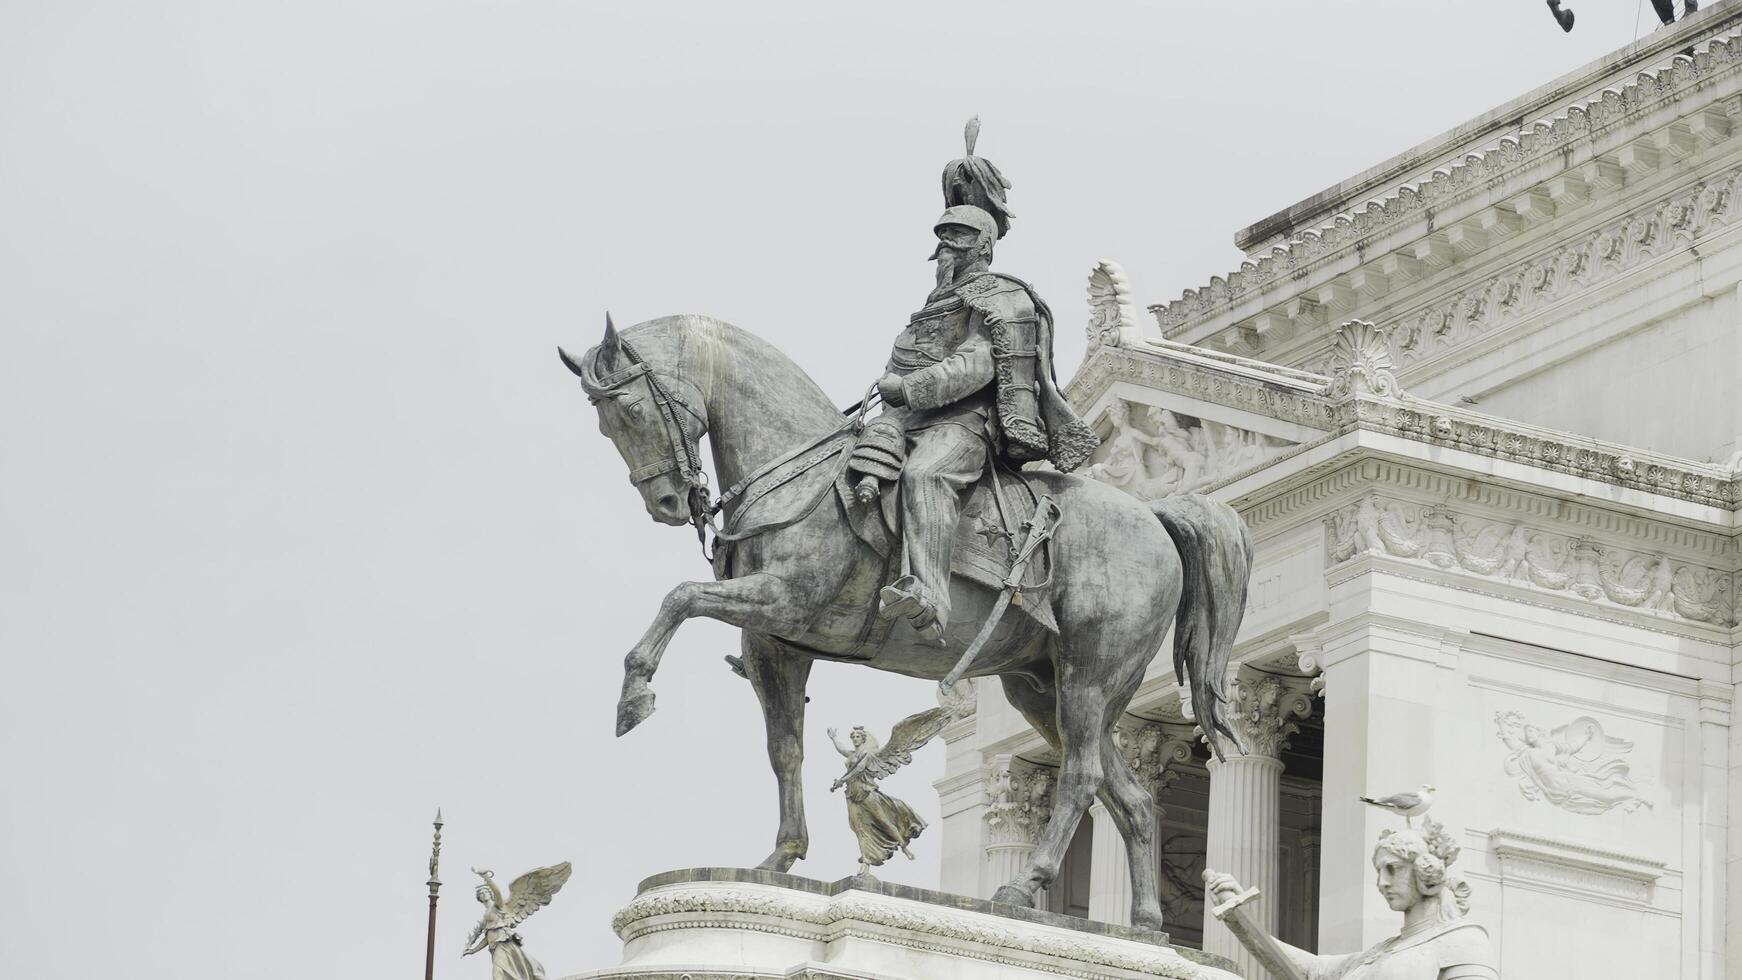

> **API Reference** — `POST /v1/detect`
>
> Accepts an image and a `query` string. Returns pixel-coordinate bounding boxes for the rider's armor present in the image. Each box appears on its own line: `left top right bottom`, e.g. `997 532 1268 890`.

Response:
876 266 1095 636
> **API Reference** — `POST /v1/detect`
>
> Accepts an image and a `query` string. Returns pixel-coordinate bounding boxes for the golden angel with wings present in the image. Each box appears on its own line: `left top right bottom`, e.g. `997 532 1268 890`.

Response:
463 862 572 980
829 697 968 876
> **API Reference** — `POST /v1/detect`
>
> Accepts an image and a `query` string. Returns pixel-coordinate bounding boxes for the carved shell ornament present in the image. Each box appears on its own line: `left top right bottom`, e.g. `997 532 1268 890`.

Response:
1326 319 1404 401
1085 260 1140 349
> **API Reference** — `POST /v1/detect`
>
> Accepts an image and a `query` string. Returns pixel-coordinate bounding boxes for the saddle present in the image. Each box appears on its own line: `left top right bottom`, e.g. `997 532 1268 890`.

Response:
708 429 1058 662
833 461 1059 642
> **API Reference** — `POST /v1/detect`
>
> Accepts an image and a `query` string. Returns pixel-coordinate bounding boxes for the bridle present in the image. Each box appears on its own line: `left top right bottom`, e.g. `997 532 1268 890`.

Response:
568 331 875 563
574 334 716 554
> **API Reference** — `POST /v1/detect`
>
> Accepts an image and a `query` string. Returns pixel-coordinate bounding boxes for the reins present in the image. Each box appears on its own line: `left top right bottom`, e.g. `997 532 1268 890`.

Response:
595 337 873 562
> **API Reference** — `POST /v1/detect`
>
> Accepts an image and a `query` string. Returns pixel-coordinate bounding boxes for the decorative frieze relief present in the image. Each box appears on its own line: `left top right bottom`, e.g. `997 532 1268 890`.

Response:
1494 711 1655 815
982 756 1056 847
1389 165 1742 367
1085 398 1299 499
1324 493 1734 625
1150 32 1742 335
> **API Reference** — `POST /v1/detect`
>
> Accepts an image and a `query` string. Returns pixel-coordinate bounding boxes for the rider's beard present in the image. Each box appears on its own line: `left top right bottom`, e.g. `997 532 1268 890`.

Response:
934 247 963 290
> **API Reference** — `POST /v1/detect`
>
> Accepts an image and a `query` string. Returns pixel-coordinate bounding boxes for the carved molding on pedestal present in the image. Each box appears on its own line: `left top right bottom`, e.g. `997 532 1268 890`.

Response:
983 755 1057 846
1485 827 1666 904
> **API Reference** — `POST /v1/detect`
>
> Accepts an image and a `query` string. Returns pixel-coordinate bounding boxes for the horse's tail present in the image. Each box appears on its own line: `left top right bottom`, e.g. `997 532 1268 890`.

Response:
1151 494 1252 758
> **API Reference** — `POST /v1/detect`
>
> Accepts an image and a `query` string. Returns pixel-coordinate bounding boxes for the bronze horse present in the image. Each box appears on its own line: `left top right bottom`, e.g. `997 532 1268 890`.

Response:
563 314 1251 929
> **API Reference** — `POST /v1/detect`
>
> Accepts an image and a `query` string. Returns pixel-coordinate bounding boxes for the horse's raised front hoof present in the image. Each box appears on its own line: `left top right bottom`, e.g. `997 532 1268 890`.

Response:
615 686 656 737
755 840 807 872
992 883 1035 908
1131 905 1166 932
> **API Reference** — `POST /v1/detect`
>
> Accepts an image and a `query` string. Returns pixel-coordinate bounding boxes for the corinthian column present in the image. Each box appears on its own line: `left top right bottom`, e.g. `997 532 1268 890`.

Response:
1203 673 1314 980
981 755 1055 900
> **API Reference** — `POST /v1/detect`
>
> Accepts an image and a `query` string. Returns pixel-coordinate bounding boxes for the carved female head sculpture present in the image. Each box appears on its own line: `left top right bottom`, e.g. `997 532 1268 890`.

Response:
1107 400 1130 427
1371 820 1471 921
850 726 868 747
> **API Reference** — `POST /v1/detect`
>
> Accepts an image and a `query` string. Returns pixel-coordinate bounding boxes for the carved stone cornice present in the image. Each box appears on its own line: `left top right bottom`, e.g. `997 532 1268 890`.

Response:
1218 673 1315 759
1378 164 1742 372
1484 828 1666 904
982 756 1057 847
1072 324 1741 510
1324 491 1735 627
1149 24 1742 338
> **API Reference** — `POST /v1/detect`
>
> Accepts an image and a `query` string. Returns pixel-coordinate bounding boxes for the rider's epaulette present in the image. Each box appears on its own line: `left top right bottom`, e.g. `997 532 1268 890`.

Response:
955 273 1036 324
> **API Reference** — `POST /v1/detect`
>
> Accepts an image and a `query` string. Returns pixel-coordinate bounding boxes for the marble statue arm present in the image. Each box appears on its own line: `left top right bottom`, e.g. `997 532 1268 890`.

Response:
1203 871 1339 980
899 333 995 411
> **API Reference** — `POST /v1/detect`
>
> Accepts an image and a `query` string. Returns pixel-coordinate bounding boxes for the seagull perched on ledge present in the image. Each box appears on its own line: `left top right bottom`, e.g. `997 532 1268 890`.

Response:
1360 784 1436 826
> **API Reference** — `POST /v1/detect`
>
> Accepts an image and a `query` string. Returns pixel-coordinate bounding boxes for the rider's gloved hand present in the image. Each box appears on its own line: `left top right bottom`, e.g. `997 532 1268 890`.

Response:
877 373 907 407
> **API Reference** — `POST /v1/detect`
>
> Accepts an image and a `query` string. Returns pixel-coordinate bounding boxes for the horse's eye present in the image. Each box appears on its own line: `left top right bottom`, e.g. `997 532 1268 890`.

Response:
626 401 645 420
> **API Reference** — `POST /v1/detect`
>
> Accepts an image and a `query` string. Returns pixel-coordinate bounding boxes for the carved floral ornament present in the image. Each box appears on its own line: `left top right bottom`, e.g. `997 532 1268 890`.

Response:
1324 494 1734 626
1084 259 1142 350
1151 33 1742 334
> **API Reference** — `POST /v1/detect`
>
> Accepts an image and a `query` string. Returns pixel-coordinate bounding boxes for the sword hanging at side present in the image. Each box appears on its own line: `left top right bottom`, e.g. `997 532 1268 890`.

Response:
938 495 1061 693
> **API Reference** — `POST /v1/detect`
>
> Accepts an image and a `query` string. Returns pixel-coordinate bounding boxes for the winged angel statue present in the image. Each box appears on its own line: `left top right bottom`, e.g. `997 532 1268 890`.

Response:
464 863 572 980
828 696 970 875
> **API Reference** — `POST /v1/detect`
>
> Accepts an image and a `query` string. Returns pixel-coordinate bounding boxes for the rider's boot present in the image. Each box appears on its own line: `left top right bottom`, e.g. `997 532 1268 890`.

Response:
879 575 947 643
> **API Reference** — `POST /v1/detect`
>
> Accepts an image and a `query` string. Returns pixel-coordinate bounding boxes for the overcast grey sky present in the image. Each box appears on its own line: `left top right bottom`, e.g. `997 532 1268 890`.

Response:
0 2 1660 976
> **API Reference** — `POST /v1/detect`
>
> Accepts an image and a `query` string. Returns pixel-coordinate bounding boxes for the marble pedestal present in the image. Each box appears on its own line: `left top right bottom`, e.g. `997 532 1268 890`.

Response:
573 868 1242 980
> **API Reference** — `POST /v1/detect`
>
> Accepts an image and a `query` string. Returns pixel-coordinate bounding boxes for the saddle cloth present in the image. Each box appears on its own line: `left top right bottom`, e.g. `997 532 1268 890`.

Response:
833 464 1059 643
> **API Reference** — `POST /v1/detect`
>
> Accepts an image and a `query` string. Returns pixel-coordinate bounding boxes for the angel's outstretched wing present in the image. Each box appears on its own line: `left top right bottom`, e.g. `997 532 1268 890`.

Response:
861 705 957 780
500 862 573 928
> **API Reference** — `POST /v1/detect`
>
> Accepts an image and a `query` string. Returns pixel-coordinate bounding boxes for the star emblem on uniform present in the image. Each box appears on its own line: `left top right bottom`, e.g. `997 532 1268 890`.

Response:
969 509 1012 553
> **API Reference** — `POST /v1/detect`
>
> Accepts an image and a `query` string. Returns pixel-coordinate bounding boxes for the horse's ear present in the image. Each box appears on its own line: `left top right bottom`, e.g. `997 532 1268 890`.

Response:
557 345 587 379
597 312 622 374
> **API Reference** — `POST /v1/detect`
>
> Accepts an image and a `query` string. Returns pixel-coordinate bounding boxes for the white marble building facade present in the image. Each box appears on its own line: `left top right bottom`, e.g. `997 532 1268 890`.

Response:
934 8 1742 979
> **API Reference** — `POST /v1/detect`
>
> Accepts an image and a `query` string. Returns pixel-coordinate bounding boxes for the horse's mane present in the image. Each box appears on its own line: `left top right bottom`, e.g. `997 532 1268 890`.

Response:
622 314 841 419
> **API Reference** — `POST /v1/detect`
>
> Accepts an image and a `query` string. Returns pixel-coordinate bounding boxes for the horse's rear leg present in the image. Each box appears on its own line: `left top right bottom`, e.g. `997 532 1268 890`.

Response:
739 633 812 871
1098 739 1164 930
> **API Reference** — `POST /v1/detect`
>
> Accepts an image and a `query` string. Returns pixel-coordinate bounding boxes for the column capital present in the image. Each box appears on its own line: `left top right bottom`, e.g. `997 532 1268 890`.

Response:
1115 716 1199 799
1220 672 1315 759
982 755 1056 846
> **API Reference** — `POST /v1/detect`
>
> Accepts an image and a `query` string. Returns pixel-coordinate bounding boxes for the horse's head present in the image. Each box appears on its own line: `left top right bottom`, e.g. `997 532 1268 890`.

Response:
560 316 710 527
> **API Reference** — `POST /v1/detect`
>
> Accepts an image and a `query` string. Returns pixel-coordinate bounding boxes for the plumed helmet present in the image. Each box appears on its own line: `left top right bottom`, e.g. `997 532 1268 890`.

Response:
933 204 999 247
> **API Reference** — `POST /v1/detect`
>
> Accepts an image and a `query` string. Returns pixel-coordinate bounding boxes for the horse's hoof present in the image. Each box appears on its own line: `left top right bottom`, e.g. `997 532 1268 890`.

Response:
992 884 1034 908
755 841 806 872
615 688 656 737
1131 908 1166 932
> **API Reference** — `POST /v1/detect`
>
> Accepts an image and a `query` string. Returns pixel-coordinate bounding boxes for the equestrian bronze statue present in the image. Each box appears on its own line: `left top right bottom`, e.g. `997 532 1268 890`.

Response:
560 121 1253 930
